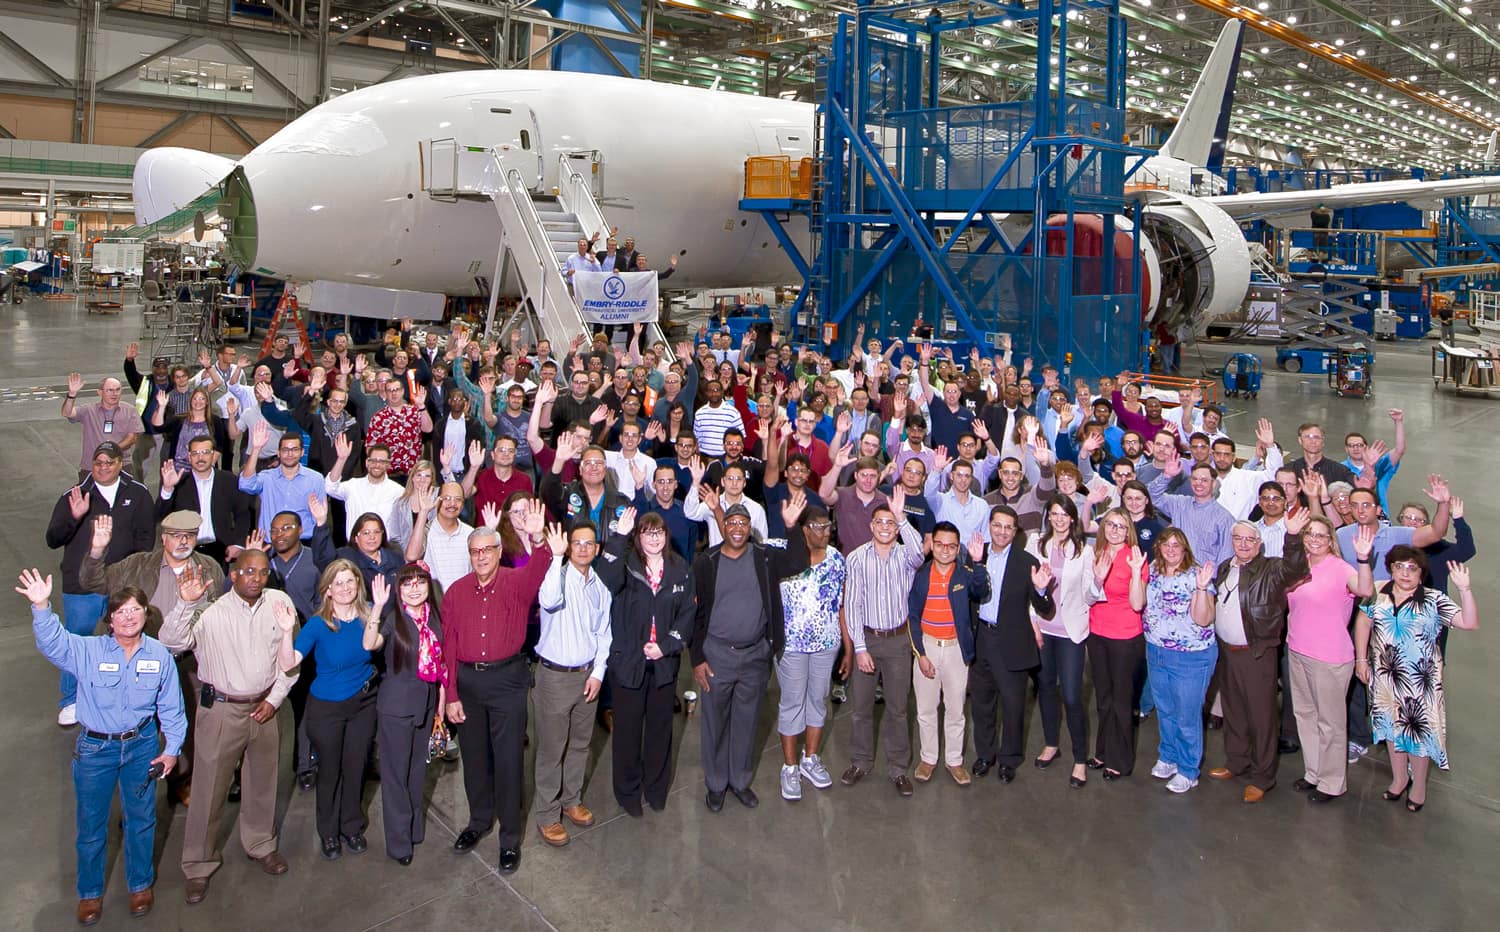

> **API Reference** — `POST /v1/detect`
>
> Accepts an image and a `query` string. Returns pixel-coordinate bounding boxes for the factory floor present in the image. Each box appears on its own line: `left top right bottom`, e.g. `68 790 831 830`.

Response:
0 296 1494 931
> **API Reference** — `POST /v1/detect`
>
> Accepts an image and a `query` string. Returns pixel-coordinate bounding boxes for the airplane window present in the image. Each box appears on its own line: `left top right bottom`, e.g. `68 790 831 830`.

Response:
520 130 530 150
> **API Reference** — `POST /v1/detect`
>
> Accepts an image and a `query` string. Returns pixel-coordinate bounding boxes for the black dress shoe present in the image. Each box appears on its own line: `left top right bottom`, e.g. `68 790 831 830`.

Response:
297 770 316 791
1102 768 1125 782
320 837 342 860
997 765 1016 784
705 789 725 812
227 776 241 803
1308 789 1341 804
342 833 368 854
1034 751 1060 769
1278 739 1301 755
452 828 489 853
621 798 644 818
1293 778 1316 793
393 854 413 866
1207 715 1224 731
1069 774 1087 788
1086 757 1105 770
971 757 995 777
498 847 520 875
729 785 759 809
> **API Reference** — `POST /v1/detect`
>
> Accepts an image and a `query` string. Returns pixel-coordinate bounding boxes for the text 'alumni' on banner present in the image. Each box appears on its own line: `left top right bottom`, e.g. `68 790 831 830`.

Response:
574 271 659 324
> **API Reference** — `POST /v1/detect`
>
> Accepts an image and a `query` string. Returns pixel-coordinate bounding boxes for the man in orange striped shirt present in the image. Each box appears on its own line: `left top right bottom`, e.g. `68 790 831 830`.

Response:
905 522 990 786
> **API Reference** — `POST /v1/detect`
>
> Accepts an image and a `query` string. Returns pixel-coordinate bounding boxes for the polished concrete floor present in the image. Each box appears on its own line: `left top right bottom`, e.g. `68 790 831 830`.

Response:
0 295 1495 931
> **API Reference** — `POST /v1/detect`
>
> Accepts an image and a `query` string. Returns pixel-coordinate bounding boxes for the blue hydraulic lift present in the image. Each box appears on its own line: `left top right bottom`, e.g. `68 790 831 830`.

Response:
740 0 1152 383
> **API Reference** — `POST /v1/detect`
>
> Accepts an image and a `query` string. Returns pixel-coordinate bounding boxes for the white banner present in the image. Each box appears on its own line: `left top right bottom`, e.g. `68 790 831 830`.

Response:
574 270 659 324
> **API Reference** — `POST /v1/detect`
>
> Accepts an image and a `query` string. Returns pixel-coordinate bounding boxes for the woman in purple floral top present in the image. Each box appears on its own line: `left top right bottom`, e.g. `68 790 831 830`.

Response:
1142 528 1217 793
774 506 847 800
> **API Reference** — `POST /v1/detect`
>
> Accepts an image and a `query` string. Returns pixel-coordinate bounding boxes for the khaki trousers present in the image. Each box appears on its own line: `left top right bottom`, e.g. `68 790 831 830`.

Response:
912 634 969 767
1288 650 1354 795
531 665 595 826
181 700 281 880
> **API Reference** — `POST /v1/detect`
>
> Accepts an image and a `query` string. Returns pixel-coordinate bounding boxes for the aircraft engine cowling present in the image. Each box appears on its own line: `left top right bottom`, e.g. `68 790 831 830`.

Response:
1137 191 1250 332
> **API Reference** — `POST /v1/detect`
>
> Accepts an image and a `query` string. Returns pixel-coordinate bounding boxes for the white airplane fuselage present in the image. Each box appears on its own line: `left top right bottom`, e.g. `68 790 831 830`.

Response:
229 70 815 295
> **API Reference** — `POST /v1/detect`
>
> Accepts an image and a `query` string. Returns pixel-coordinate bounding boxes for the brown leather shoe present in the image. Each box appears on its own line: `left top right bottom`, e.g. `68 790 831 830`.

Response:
538 822 569 847
891 775 914 797
1242 785 1268 804
76 898 102 925
601 710 614 733
1207 767 1235 780
249 849 288 875
184 878 209 905
171 785 191 807
913 761 936 782
562 804 595 827
947 764 973 786
129 887 154 917
839 765 867 786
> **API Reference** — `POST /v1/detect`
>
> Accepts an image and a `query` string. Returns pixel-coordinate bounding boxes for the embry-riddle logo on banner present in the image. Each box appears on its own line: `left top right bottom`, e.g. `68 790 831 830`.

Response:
574 271 659 324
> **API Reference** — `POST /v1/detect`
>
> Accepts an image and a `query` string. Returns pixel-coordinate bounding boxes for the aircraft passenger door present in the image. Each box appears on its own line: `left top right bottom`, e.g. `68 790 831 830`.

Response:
471 99 543 192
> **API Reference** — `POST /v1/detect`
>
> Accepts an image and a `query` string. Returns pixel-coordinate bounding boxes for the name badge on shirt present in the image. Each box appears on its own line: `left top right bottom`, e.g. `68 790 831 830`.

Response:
98 662 120 672
102 421 114 434
136 659 162 674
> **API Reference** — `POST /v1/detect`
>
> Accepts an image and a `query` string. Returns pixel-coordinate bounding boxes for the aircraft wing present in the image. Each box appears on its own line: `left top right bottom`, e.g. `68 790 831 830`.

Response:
1200 174 1500 221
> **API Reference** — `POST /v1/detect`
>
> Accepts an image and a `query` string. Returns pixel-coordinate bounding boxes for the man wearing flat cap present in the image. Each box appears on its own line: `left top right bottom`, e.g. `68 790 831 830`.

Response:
45 442 157 728
80 510 225 805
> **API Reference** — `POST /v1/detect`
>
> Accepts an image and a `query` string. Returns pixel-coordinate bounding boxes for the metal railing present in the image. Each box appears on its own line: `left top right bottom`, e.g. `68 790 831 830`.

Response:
489 156 588 347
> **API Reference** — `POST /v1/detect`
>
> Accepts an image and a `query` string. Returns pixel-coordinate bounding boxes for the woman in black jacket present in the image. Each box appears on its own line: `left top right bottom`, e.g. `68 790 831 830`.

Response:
596 507 696 817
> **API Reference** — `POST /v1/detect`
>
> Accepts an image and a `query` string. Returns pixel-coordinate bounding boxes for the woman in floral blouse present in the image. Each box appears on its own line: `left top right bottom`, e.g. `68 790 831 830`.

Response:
1355 545 1480 812
1141 528 1216 794
774 505 847 801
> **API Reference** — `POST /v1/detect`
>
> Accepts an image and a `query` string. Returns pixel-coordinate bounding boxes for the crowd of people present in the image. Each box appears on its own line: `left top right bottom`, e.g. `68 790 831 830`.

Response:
29 319 1481 925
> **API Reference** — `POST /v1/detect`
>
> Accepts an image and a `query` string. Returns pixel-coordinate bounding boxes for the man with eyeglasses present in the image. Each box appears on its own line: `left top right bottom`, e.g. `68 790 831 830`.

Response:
365 378 433 479
1208 419 1285 520
443 502 553 875
157 435 256 567
1285 422 1356 489
468 435 535 520
240 423 326 540
982 446 1055 534
46 442 156 727
78 509 225 806
325 438 406 539
1339 409 1406 512
532 521 611 847
1205 511 1311 803
658 431 703 502
779 404 834 485
404 481 475 591
161 550 299 902
62 371 144 477
1149 454 1236 568
635 463 714 559
549 364 602 444
541 436 633 547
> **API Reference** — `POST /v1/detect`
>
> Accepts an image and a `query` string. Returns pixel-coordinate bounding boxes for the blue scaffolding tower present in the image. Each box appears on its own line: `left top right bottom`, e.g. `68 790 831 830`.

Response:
743 0 1151 382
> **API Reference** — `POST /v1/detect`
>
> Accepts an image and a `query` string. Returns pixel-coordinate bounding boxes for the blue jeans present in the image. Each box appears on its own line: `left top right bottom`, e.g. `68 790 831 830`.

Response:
60 592 108 708
73 720 158 898
1148 642 1218 780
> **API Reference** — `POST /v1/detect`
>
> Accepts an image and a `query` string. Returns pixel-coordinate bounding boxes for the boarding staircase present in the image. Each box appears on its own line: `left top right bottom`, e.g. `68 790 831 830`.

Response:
422 141 666 353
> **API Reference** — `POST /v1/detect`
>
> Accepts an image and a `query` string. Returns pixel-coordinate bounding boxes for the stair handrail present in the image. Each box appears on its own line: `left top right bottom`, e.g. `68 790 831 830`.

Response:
489 152 588 346
556 153 613 246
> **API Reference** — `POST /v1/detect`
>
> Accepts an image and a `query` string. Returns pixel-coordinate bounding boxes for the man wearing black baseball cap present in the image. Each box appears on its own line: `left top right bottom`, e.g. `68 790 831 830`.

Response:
44 442 157 727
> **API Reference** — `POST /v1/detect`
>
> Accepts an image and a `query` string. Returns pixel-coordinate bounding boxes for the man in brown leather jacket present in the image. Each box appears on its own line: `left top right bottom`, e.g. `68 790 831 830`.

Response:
1206 510 1311 803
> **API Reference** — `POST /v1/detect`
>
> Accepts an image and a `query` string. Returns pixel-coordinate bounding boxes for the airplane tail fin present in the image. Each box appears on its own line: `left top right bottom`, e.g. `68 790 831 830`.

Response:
1485 130 1499 167
1158 20 1245 172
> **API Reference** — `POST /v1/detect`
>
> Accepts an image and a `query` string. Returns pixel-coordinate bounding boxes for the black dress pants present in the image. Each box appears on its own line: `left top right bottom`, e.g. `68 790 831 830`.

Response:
610 675 677 810
456 658 529 849
970 626 1034 768
304 686 378 841
1088 633 1144 775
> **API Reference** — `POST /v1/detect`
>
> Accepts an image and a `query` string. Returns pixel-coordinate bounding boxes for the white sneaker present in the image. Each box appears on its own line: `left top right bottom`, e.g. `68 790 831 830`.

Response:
1347 742 1368 764
57 704 77 727
1150 759 1178 780
800 753 834 789
780 764 802 801
1166 774 1198 794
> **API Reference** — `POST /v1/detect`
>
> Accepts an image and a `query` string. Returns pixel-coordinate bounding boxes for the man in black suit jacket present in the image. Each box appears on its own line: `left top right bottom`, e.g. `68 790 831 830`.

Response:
430 390 489 485
970 504 1056 782
158 435 255 567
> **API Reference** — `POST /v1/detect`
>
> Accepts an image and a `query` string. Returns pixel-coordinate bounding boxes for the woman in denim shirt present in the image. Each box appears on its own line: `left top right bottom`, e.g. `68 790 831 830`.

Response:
1142 528 1216 794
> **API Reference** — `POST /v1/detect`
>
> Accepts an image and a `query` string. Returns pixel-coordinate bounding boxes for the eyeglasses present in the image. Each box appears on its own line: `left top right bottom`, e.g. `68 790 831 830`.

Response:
468 545 498 557
805 521 832 532
163 531 196 542
1259 494 1285 502
724 517 751 527
1303 531 1331 540
113 604 145 616
580 459 606 468
235 567 271 577
570 539 598 548
1103 522 1129 531
932 540 960 550
438 495 464 503
1231 535 1261 544
1391 561 1421 573
639 528 667 538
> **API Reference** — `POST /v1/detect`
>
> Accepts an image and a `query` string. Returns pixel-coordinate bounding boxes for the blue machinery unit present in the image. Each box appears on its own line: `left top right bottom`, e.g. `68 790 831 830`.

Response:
740 0 1149 382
